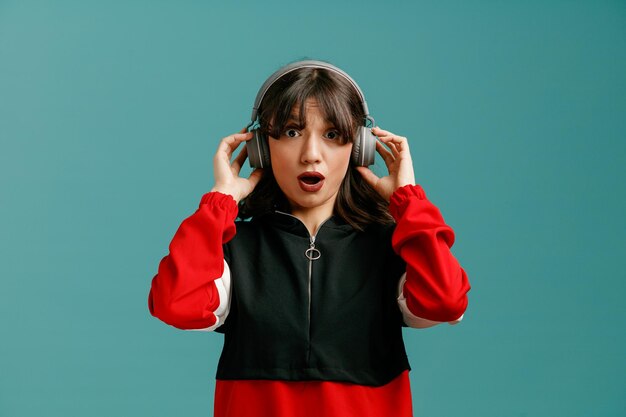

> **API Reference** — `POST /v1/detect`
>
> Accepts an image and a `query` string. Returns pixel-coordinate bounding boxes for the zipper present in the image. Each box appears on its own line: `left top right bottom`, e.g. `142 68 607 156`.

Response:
275 211 328 362
305 234 321 321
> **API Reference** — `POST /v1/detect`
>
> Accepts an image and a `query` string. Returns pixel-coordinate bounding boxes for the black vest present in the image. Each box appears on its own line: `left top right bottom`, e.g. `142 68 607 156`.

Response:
218 212 410 386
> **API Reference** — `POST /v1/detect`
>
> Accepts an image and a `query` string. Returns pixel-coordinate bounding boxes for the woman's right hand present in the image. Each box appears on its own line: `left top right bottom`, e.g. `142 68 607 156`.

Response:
210 128 263 203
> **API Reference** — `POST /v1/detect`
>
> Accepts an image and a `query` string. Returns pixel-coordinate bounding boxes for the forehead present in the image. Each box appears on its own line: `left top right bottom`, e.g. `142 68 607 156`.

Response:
287 99 333 124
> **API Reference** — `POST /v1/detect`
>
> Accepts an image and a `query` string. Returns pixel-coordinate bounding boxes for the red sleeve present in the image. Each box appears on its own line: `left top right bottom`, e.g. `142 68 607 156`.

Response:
389 184 471 323
148 192 238 330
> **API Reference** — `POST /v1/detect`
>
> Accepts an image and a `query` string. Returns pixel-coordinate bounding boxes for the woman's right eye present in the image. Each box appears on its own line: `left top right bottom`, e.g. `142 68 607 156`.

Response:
284 128 300 138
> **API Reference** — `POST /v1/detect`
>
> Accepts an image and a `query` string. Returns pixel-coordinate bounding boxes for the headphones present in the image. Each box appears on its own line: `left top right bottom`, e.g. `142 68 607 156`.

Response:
245 60 377 168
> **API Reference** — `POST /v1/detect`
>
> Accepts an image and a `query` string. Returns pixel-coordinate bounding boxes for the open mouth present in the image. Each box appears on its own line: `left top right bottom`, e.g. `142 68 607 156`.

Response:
297 172 325 192
300 176 321 185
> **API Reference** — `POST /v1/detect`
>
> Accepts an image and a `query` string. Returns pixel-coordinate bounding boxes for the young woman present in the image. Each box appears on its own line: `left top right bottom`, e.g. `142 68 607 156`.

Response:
148 60 471 417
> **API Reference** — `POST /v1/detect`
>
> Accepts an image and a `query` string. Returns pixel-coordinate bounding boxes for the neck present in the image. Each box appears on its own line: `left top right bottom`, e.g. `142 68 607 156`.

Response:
291 204 334 236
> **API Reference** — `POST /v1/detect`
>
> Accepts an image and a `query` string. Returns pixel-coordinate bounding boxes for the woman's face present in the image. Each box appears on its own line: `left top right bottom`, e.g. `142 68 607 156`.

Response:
268 99 353 216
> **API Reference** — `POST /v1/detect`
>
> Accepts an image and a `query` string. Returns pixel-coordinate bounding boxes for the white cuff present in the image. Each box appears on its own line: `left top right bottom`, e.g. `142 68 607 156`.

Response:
188 260 232 332
397 272 464 328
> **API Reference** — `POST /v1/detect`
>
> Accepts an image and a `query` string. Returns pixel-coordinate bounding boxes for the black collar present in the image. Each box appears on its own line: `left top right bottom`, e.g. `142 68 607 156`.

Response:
255 211 354 238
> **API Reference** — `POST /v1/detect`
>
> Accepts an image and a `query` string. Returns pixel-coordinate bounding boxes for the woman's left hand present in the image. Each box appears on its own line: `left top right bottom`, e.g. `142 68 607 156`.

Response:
355 126 416 202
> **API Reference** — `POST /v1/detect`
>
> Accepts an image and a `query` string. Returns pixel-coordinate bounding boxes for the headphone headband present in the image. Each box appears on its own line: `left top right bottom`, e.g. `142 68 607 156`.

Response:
249 60 371 124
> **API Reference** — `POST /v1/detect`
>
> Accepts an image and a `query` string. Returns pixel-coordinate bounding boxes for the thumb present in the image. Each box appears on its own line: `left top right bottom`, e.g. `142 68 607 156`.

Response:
247 168 264 188
355 166 379 188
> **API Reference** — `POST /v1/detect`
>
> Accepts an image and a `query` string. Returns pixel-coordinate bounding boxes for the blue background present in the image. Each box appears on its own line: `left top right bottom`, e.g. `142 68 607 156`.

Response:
1 1 624 416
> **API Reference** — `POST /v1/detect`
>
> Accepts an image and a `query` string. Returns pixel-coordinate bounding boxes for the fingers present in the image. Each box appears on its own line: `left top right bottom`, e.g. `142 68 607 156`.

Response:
216 131 253 160
375 139 395 166
372 127 409 156
247 168 264 188
231 144 248 174
372 126 404 139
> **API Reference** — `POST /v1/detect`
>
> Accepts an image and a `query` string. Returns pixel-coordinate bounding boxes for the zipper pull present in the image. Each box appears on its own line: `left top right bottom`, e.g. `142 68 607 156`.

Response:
305 236 321 261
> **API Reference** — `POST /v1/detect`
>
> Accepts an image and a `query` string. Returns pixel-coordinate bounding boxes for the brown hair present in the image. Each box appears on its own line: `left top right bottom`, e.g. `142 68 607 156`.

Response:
238 64 393 231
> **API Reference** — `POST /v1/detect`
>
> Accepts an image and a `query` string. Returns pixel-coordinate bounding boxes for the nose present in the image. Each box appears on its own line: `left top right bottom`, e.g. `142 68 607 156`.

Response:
300 135 322 165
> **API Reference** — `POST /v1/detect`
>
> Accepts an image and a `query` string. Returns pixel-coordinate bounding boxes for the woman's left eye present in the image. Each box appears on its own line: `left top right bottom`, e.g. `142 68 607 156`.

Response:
324 130 341 140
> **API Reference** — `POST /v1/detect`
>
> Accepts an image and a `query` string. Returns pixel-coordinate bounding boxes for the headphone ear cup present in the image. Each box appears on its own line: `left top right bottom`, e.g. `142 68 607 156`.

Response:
351 130 362 166
351 126 376 166
246 129 271 168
